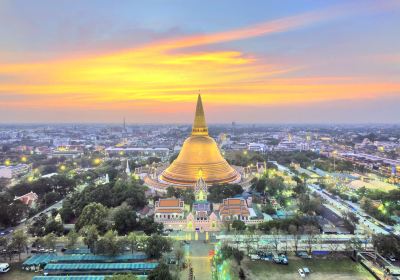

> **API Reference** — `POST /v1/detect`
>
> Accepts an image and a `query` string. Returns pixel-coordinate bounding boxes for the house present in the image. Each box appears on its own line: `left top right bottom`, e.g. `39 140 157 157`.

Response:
14 191 38 208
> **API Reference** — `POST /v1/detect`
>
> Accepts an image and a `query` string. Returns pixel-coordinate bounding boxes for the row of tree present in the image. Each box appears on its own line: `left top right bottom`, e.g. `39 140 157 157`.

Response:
60 179 147 223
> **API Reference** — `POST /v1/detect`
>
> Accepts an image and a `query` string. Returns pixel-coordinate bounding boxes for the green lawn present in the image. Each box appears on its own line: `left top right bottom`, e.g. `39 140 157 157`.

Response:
0 262 39 280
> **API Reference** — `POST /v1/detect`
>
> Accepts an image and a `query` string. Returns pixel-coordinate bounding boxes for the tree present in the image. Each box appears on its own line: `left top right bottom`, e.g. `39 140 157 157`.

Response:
66 229 79 249
232 248 244 265
141 217 163 236
80 225 99 253
11 229 28 260
262 204 276 215
232 220 246 232
60 199 74 223
298 194 321 214
148 262 172 280
265 177 285 197
112 204 139 235
28 214 48 237
145 235 172 259
288 224 300 253
372 234 400 256
44 219 64 236
75 202 108 232
251 177 266 193
303 225 319 254
270 228 280 252
342 211 359 234
127 232 138 254
345 237 363 254
175 247 184 269
105 274 138 280
43 233 57 250
96 230 124 256
207 184 243 203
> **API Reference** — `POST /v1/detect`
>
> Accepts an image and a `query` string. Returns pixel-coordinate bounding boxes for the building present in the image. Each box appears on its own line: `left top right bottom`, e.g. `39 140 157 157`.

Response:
105 147 170 159
219 198 251 221
14 191 38 208
248 143 267 153
193 175 211 221
160 95 240 187
154 199 185 222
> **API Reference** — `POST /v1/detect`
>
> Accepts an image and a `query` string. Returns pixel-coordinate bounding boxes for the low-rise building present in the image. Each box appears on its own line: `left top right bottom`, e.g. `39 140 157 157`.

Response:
14 191 38 208
219 198 250 221
154 198 185 221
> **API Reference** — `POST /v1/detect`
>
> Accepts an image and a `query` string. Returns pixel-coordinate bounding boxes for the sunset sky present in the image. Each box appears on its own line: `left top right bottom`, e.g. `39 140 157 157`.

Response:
0 0 399 124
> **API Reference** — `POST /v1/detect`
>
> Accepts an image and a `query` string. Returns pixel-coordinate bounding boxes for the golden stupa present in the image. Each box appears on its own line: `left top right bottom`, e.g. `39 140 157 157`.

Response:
160 95 240 186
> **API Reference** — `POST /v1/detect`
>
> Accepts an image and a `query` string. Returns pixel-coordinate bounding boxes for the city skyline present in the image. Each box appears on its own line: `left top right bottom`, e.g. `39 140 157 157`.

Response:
0 0 400 123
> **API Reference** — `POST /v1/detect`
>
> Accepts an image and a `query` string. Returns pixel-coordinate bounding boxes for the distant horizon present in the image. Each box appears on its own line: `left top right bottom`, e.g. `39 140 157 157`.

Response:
1 121 399 126
1 0 400 123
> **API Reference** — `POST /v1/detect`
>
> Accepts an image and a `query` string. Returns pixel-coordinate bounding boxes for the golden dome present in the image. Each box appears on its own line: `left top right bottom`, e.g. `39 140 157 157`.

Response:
160 95 240 186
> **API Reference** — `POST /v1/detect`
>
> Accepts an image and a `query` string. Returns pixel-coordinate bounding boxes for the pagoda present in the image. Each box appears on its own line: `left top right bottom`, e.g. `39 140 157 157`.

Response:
159 95 240 186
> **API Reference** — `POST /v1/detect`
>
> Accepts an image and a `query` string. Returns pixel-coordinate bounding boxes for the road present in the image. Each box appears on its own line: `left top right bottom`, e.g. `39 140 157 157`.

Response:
180 235 214 280
307 184 391 235
0 199 65 237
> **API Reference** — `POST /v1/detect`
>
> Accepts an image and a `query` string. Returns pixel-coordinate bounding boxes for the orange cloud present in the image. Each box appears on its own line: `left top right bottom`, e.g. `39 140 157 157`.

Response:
0 5 399 121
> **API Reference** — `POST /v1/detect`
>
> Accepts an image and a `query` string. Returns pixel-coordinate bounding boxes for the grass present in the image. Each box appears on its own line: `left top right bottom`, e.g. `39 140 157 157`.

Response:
240 257 375 280
0 262 39 280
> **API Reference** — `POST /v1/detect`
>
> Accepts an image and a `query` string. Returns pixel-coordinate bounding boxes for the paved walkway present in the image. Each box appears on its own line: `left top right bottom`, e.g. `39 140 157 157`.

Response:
181 240 214 280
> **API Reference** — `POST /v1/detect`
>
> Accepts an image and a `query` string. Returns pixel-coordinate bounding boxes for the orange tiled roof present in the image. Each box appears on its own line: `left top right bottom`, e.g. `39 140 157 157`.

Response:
159 199 181 207
155 208 183 213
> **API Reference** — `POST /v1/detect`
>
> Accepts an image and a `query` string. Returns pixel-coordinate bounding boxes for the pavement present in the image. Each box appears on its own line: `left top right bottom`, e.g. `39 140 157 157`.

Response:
181 238 214 280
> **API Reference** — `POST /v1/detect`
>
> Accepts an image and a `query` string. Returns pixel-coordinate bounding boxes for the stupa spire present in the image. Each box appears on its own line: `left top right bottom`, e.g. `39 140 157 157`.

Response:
192 94 208 136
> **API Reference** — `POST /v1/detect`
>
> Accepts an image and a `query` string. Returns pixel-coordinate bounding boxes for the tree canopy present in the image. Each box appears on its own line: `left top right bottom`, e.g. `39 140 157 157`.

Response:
207 184 243 203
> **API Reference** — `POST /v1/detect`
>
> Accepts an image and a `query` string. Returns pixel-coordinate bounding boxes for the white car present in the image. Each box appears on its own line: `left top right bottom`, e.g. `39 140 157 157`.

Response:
298 268 306 278
0 263 10 273
249 254 261 260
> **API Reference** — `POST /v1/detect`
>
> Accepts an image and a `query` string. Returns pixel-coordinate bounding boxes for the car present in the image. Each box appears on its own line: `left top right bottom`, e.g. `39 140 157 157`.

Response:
387 255 397 262
167 257 176 264
0 263 10 273
249 254 261 261
297 251 312 259
298 268 306 278
302 267 311 274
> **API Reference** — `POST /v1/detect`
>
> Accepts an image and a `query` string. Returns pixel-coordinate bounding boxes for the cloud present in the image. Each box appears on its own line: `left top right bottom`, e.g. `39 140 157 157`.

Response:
0 2 399 123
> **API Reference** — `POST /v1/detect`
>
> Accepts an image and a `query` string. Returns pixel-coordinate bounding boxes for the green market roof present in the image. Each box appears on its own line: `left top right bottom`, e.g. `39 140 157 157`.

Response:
23 253 148 267
44 262 158 272
33 276 147 280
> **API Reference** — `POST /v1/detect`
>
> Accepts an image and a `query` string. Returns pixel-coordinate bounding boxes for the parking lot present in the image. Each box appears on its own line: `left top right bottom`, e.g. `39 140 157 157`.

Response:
241 257 375 280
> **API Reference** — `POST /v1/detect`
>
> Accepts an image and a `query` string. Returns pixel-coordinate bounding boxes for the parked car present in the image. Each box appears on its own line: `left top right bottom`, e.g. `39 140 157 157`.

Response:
0 263 10 273
297 251 312 259
249 254 261 261
387 255 397 262
298 268 306 278
273 253 288 265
